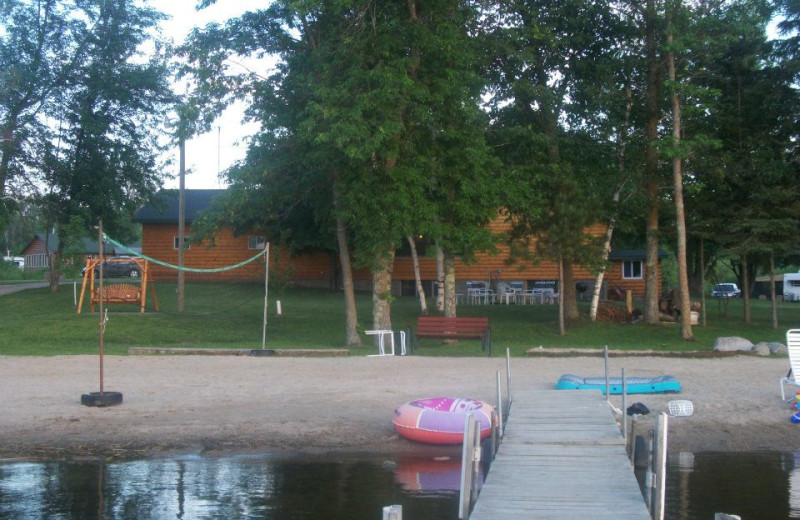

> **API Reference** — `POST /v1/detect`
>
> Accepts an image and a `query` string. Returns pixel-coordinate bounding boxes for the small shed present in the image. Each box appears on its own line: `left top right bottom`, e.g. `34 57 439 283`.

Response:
20 232 116 271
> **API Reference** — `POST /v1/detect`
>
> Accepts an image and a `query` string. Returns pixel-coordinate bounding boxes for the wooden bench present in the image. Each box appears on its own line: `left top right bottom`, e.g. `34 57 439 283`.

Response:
92 284 142 305
413 316 492 356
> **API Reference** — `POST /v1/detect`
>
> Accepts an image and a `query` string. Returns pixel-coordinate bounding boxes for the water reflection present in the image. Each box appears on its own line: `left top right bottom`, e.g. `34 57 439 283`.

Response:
665 451 800 520
5 451 800 519
0 455 463 520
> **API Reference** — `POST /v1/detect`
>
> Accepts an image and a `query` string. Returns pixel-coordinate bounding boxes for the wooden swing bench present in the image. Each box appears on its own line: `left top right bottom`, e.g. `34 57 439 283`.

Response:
77 257 158 314
93 284 142 305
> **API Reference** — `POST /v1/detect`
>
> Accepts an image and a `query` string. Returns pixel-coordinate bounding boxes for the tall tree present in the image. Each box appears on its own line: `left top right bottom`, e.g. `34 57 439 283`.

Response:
42 0 171 290
666 0 693 339
185 1 497 340
487 0 617 329
684 0 799 323
0 0 88 227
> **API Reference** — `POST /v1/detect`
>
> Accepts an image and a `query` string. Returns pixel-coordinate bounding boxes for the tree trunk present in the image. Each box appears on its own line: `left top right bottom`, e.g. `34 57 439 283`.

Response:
435 244 445 312
742 254 751 324
333 184 361 347
668 15 693 340
443 251 456 318
563 261 579 322
770 252 778 329
558 256 565 336
0 113 22 197
407 235 428 314
48 232 59 294
590 220 614 321
372 249 395 331
644 0 662 325
590 86 632 321
700 238 706 327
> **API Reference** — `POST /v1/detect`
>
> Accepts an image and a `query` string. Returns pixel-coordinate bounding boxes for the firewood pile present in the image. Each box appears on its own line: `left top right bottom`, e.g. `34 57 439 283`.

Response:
596 301 632 322
658 288 701 322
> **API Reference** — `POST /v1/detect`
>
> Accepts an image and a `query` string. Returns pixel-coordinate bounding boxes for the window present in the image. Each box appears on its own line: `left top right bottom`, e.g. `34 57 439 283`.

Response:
173 236 190 250
622 260 643 279
26 254 48 268
248 235 266 250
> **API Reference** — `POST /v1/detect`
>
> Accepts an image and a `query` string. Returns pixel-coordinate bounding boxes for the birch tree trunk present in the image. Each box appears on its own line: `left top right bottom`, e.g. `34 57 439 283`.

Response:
372 249 395 331
443 251 456 318
407 235 428 314
436 244 445 312
668 15 693 340
590 221 614 321
590 87 632 321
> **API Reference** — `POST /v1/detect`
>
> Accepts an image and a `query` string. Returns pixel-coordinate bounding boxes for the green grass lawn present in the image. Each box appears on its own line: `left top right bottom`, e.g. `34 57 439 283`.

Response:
0 281 797 356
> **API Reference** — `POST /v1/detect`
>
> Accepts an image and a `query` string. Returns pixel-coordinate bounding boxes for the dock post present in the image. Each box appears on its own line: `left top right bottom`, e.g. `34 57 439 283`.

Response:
653 413 668 520
496 371 504 437
459 414 478 519
505 348 512 412
644 431 654 511
604 345 610 400
382 505 402 520
621 368 627 440
490 409 499 460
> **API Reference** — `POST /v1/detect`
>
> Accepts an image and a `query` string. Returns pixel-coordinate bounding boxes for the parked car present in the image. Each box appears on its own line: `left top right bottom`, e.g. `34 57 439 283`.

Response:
711 283 741 298
81 256 141 278
2 256 24 269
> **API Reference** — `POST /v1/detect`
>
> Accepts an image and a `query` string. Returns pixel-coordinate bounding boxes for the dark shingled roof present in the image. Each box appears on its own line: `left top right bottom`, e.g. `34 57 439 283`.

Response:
134 189 225 223
25 232 116 255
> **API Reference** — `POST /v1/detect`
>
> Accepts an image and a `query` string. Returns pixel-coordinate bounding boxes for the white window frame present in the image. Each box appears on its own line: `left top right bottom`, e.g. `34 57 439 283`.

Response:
622 260 643 280
173 236 190 250
26 253 48 268
248 235 266 250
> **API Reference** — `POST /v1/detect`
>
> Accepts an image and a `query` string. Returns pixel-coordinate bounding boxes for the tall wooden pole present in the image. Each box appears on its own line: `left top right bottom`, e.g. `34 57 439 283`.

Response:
98 220 104 394
178 137 186 313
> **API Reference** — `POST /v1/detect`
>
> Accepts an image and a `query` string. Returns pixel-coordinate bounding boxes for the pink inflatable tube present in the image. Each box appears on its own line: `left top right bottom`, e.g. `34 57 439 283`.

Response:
393 397 495 445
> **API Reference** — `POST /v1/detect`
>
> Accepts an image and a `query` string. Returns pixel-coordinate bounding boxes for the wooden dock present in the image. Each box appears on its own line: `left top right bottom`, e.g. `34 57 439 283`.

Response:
470 389 651 519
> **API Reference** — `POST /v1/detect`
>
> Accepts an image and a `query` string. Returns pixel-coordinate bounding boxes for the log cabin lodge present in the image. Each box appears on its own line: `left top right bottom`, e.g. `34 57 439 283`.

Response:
134 189 662 300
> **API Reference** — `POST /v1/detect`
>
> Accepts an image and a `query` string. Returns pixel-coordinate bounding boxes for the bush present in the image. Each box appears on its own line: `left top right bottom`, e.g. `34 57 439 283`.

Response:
0 261 28 281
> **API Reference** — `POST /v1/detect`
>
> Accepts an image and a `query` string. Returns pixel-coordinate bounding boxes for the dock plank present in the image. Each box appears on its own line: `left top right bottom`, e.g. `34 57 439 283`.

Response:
469 389 650 519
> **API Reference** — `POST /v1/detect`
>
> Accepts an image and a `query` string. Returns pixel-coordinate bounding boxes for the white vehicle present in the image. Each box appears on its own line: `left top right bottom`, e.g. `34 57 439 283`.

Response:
2 256 24 269
784 273 800 302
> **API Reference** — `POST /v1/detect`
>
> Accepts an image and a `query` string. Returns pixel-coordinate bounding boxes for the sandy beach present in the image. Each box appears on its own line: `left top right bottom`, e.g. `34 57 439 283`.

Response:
0 354 796 460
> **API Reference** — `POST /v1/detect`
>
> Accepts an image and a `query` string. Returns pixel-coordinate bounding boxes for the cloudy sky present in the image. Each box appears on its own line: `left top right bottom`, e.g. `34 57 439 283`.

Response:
157 0 269 190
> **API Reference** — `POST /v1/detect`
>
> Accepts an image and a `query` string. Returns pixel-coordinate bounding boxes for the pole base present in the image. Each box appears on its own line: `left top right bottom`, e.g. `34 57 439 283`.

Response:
81 391 123 407
249 349 277 357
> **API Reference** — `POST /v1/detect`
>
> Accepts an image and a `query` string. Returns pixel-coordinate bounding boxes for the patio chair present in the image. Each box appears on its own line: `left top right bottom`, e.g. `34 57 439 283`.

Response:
780 329 800 401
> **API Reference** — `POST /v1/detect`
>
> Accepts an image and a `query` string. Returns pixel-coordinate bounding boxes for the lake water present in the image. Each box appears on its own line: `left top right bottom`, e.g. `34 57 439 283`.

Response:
1 451 798 519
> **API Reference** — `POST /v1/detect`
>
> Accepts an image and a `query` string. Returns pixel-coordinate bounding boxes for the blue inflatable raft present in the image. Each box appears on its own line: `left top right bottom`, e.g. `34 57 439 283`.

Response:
555 374 682 395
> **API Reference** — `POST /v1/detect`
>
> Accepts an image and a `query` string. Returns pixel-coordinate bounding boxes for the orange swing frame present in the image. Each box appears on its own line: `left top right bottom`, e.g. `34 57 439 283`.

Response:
77 257 159 314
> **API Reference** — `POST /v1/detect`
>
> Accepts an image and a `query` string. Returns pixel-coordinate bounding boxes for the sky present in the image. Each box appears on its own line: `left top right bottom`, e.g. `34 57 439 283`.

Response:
157 0 270 190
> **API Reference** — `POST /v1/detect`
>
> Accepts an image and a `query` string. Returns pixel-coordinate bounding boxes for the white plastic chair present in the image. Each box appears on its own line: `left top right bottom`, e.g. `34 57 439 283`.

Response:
780 329 800 400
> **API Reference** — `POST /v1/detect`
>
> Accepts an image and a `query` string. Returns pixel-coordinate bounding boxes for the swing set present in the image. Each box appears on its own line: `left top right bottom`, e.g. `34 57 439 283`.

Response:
77 257 159 314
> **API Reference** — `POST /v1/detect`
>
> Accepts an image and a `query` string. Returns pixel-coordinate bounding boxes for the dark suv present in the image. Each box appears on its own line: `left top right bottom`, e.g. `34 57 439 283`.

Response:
711 283 741 298
82 256 141 278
